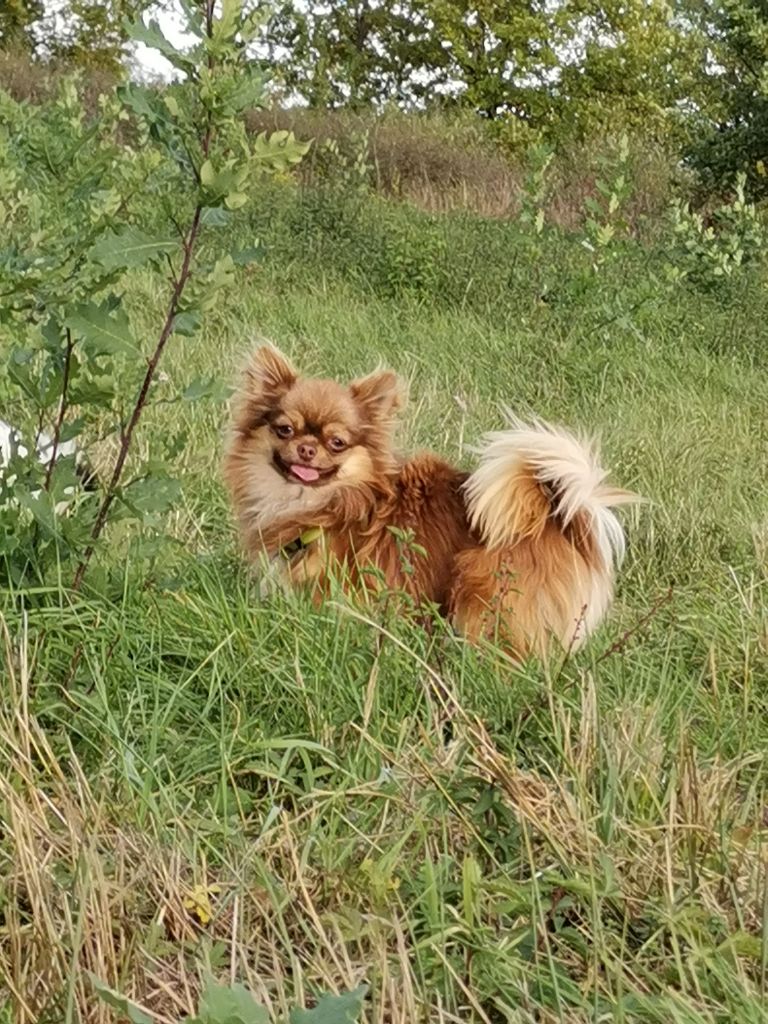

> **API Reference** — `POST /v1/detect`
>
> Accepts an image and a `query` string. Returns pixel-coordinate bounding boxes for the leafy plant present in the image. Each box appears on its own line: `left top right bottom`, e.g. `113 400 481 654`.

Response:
667 171 766 291
685 0 768 201
0 0 308 589
310 129 372 196
580 133 634 267
90 975 368 1024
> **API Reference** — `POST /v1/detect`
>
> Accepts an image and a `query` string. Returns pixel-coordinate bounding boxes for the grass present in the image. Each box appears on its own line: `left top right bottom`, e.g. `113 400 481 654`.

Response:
2 184 768 1023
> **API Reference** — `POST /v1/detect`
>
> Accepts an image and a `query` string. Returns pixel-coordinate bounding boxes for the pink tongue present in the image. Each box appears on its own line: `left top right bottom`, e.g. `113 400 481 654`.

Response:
290 464 320 483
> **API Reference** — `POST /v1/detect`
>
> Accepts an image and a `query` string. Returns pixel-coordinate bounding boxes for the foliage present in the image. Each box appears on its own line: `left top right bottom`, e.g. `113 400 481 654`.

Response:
580 134 635 264
0 0 156 72
2 21 768 1024
2 236 768 1019
667 171 766 290
265 0 701 144
0 1 308 588
243 162 674 322
265 0 430 109
91 975 367 1023
0 0 44 52
309 128 372 197
686 0 768 199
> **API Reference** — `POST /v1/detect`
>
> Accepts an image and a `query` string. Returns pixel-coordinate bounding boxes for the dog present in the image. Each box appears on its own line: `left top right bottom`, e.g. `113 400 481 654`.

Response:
224 345 637 661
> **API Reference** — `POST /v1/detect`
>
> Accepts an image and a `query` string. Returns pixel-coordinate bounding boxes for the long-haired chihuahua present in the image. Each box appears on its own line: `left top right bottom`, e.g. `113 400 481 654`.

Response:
224 345 637 661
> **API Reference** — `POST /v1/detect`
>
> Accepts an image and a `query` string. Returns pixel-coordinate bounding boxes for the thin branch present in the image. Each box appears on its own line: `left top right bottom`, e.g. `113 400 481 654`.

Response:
43 328 75 492
594 586 674 665
71 201 205 591
70 3 217 593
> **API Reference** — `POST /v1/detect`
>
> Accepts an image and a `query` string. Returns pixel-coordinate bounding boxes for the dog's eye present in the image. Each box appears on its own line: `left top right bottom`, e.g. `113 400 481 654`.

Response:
274 424 294 439
328 437 347 452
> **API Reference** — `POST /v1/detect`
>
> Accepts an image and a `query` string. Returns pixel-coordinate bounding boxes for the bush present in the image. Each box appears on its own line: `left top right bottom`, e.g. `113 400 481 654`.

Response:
667 172 766 291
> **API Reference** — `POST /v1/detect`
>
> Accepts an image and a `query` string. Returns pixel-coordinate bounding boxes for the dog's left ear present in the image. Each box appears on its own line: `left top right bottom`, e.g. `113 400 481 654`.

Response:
349 370 404 423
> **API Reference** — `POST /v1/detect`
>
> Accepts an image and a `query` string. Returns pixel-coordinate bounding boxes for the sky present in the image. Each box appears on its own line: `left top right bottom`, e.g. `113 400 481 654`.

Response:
130 2 193 81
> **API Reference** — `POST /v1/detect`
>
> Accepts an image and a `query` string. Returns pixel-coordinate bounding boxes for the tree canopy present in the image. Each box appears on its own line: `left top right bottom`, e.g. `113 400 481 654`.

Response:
2 0 766 195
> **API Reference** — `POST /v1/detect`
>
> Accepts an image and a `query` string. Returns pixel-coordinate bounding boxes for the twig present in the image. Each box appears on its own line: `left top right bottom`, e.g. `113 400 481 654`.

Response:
594 586 674 665
71 53 216 591
43 328 75 492
71 199 205 591
554 602 588 682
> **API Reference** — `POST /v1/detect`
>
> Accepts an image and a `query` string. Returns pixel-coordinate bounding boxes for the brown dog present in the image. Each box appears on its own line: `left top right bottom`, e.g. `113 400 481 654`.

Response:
224 345 637 660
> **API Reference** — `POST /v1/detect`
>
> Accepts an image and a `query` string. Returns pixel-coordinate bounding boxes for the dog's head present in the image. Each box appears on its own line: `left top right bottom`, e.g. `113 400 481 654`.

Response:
233 345 403 492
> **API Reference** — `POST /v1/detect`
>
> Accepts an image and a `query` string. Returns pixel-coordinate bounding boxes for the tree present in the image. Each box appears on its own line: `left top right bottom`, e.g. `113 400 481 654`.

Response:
46 0 153 71
0 0 45 52
685 0 768 198
266 0 444 109
0 0 158 73
265 0 703 144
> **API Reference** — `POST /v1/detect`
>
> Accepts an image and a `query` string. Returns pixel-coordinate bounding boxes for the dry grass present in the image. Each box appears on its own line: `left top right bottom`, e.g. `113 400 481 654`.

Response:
0 52 114 112
3 602 767 1022
246 107 682 231
0 51 683 230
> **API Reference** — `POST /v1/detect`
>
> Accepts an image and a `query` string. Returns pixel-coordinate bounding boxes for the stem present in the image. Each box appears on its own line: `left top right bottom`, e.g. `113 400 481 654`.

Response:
71 203 204 591
71 1 217 593
44 328 75 492
594 586 674 665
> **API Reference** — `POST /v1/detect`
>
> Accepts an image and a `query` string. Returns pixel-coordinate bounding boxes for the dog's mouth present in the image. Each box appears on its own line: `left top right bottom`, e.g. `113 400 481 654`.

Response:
273 453 337 486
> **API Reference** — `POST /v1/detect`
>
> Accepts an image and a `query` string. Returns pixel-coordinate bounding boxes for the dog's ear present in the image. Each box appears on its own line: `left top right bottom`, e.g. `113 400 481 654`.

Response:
349 369 404 424
245 345 297 399
231 345 297 432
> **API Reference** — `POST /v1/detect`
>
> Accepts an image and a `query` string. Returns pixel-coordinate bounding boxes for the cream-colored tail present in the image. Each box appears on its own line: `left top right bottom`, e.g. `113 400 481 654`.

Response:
451 415 637 658
464 414 635 569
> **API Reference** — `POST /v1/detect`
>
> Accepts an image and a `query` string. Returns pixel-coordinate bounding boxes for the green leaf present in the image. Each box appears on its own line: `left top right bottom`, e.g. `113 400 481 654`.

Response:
116 83 158 122
201 207 233 228
231 244 266 266
91 228 178 271
222 65 271 113
172 310 203 337
214 0 242 41
177 0 206 37
208 254 236 291
200 160 216 188
59 417 87 443
252 131 311 173
17 491 58 536
182 376 233 403
224 191 248 210
121 476 181 516
290 985 368 1024
87 974 153 1024
199 160 249 202
186 979 269 1024
66 303 137 358
164 94 180 117
123 16 199 73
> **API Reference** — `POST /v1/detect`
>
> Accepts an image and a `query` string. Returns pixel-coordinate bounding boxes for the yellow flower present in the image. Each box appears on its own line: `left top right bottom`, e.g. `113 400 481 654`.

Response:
183 883 221 926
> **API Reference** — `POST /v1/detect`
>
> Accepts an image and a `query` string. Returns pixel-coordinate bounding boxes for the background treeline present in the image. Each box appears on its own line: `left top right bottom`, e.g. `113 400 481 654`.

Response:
1 0 767 209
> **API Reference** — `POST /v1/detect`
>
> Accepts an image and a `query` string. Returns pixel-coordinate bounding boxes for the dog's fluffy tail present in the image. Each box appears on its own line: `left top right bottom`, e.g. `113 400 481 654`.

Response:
464 414 635 569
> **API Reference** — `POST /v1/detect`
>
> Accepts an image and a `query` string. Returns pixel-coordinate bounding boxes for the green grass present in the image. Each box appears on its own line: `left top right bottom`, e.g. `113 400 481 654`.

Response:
2 186 768 1023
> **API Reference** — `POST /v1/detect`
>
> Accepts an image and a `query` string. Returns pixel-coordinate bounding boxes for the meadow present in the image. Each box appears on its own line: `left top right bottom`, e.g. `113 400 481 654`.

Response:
2 109 768 1024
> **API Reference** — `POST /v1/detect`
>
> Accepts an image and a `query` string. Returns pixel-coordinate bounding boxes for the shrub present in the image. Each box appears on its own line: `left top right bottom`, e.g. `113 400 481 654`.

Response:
667 172 766 291
0 6 308 589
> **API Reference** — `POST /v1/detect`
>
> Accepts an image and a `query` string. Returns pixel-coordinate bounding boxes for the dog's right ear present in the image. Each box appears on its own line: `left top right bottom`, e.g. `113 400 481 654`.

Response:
232 345 298 432
244 345 297 399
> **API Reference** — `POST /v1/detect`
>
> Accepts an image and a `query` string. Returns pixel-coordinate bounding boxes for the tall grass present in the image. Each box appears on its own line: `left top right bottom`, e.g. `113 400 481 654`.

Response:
1 180 768 1021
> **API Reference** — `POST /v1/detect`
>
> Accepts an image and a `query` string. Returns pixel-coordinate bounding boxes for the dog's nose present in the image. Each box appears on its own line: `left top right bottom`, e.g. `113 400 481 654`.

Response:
297 442 317 462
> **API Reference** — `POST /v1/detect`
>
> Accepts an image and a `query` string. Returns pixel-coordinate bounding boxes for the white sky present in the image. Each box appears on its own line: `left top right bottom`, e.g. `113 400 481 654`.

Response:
130 2 194 81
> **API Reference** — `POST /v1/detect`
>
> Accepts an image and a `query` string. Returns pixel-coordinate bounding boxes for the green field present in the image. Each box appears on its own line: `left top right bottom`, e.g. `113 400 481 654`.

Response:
2 175 768 1024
